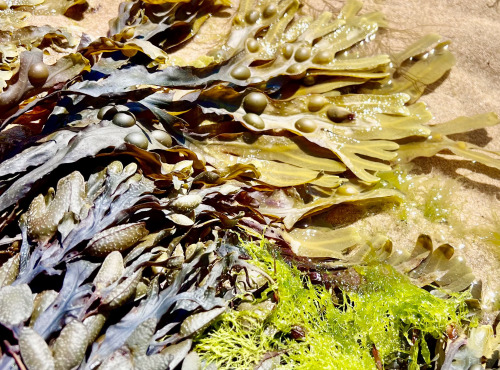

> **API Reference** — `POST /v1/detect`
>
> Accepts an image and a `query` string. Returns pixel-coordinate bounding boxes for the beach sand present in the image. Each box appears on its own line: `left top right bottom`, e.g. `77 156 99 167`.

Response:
24 0 500 319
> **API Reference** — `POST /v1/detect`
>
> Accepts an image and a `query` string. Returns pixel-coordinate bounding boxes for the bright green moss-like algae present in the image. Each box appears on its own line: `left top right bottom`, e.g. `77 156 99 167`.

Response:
195 239 471 369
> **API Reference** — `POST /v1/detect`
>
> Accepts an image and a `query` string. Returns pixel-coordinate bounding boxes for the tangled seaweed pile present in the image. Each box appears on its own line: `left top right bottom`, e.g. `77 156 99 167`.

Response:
0 0 499 368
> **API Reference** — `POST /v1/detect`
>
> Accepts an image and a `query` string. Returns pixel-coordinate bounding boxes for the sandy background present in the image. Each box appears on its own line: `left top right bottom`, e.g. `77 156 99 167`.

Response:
326 0 500 318
26 0 500 318
341 0 500 317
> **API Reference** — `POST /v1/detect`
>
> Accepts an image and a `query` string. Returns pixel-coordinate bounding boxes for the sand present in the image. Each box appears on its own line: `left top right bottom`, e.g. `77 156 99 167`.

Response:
22 0 500 319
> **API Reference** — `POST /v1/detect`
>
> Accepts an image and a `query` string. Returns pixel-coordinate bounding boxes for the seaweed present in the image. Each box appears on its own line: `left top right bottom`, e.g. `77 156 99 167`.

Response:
0 0 498 368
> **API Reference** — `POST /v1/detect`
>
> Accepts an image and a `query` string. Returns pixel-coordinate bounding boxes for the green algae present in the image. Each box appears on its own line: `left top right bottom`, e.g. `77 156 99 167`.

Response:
421 182 461 224
480 213 500 260
377 168 463 226
195 238 471 369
